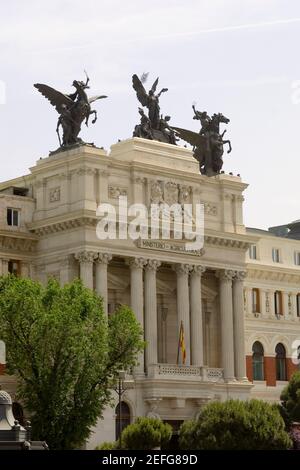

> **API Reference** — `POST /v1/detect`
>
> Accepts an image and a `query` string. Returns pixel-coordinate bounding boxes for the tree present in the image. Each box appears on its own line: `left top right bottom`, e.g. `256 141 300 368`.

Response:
280 371 300 425
121 417 172 450
179 399 291 450
0 275 144 449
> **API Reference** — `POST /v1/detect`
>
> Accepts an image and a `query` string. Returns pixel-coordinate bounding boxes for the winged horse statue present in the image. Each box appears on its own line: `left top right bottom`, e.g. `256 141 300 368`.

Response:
34 72 107 148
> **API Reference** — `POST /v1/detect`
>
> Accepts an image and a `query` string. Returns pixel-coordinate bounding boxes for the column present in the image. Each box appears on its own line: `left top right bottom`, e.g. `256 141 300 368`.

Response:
268 290 275 318
283 292 291 319
218 269 235 381
233 271 248 381
260 290 267 318
1 260 8 276
174 264 191 365
95 253 112 315
0 259 3 276
245 287 253 316
144 260 161 370
291 293 298 320
190 265 206 366
74 251 96 290
128 257 147 375
60 257 72 286
21 262 30 278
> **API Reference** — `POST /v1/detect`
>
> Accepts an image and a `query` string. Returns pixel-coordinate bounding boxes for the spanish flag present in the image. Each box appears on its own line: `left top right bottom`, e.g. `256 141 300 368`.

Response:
177 321 186 365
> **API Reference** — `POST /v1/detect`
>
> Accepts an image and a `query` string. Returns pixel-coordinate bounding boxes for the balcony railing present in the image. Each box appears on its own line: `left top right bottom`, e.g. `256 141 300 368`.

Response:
147 364 224 382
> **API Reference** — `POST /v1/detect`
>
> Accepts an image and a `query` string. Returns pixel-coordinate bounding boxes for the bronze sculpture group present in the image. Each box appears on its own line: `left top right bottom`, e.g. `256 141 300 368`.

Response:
34 72 231 177
34 72 107 148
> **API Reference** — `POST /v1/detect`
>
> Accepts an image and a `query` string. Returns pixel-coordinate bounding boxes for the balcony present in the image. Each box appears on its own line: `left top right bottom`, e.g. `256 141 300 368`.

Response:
147 364 224 383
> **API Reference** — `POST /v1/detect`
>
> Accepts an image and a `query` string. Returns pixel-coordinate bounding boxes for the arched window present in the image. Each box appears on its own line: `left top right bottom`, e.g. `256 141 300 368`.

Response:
276 343 287 381
115 401 131 441
252 341 264 380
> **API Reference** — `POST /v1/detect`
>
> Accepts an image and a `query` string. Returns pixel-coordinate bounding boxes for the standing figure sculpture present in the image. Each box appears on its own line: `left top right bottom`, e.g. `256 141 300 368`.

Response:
34 72 107 151
132 74 177 145
173 105 232 176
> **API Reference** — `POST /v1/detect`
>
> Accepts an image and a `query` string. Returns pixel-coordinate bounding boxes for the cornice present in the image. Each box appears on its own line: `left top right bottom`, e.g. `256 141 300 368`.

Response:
28 212 254 254
246 264 300 283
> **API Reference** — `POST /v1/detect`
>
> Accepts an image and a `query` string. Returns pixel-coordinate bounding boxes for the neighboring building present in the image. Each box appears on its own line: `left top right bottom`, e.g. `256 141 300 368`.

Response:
0 139 299 447
245 224 300 402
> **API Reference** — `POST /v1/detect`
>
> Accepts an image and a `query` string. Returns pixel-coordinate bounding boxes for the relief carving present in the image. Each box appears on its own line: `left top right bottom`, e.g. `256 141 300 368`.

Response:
108 186 128 199
49 187 60 203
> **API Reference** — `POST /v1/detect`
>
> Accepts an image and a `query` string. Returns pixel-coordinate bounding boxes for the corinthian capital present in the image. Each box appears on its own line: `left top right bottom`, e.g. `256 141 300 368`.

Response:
145 260 161 272
127 257 147 270
96 253 113 265
191 265 206 276
234 270 247 281
74 251 97 264
217 269 235 281
173 263 191 275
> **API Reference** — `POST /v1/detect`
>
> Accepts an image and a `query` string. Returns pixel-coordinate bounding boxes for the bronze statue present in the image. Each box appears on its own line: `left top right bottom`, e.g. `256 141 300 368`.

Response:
173 106 232 176
34 72 107 150
132 74 177 145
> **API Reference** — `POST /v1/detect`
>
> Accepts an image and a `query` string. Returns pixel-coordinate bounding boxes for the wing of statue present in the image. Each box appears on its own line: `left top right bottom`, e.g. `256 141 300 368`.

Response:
132 74 148 107
34 84 74 114
172 127 207 149
151 77 159 93
88 95 108 104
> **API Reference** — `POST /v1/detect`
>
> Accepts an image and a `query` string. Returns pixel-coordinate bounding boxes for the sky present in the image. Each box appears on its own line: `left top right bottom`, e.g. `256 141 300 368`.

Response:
1 0 300 229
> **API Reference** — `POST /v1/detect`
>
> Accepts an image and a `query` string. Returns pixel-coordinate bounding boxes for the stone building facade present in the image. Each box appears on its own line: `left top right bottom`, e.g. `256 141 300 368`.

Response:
0 138 299 447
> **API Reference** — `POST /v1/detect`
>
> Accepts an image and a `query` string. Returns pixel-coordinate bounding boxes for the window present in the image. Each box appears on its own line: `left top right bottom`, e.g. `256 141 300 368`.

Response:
7 208 20 227
272 248 280 263
249 245 257 260
252 341 264 380
297 294 300 318
115 401 131 441
295 252 300 266
8 260 20 276
274 291 283 315
252 288 260 313
275 343 287 381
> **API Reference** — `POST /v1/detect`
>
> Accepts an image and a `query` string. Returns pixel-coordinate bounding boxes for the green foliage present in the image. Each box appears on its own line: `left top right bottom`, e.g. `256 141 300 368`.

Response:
121 417 172 450
0 275 144 450
280 371 300 425
95 441 117 450
179 399 291 450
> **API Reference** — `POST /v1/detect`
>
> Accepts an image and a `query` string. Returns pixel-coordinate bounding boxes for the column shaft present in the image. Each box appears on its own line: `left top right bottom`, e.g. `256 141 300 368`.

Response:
233 272 247 381
75 251 95 290
144 260 160 369
129 258 146 375
174 264 191 365
190 265 205 366
95 253 112 315
219 270 235 381
2 260 8 276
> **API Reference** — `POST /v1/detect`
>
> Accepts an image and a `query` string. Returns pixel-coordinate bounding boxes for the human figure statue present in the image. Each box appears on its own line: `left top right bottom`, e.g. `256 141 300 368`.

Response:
192 104 211 136
132 73 176 145
159 115 177 145
172 106 232 176
133 107 153 139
